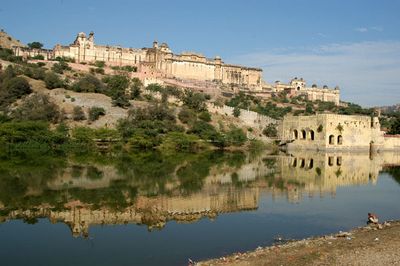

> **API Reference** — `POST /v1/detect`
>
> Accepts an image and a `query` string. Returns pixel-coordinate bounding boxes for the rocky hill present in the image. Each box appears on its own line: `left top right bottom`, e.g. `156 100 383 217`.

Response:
0 29 25 49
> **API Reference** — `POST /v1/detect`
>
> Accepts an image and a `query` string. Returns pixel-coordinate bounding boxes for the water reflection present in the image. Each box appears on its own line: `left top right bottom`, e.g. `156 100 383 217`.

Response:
0 151 399 238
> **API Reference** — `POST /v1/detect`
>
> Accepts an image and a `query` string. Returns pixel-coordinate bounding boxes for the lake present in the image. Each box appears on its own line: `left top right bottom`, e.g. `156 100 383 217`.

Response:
0 150 399 266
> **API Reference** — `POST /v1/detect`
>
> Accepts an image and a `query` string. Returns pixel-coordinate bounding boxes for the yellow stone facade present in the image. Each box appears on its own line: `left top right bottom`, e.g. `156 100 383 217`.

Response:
280 113 400 151
13 32 263 89
265 77 340 105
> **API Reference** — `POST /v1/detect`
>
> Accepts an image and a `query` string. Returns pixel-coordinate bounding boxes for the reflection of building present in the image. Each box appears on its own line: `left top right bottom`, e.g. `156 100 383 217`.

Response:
274 151 400 202
1 151 400 236
2 185 259 237
13 32 262 89
280 114 400 151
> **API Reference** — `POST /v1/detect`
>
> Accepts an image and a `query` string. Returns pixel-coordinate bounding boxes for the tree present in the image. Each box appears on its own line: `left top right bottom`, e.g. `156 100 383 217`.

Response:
73 106 86 121
305 102 314 115
130 78 142 99
387 117 400 134
103 75 131 108
27 42 43 49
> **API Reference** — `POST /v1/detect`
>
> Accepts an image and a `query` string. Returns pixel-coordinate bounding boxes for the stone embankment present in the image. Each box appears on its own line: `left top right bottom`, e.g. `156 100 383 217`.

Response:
198 220 400 266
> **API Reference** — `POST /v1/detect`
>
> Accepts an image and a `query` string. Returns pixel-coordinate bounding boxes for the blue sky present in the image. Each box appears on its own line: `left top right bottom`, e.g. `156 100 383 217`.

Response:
1 0 399 106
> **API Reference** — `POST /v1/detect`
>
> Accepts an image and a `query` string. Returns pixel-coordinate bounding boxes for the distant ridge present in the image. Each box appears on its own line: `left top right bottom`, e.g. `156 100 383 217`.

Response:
377 104 400 113
0 29 25 49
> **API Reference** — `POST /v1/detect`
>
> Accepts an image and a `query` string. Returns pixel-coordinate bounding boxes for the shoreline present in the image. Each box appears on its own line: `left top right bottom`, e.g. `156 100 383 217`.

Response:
198 220 400 266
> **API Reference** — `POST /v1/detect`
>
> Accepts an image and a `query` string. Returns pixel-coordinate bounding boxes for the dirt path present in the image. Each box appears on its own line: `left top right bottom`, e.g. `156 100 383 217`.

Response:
198 221 400 266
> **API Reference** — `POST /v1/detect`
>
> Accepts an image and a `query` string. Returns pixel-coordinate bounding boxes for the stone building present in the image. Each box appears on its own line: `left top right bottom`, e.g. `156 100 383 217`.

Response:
280 113 400 151
13 32 263 89
265 77 340 105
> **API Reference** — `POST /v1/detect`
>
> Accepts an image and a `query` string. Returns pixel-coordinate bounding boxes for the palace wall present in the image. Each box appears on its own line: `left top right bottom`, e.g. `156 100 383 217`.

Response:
280 114 399 151
12 32 263 88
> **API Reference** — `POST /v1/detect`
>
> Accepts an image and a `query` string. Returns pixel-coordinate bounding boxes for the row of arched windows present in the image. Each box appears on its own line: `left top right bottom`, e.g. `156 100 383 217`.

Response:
293 129 315 140
291 158 314 169
290 156 342 169
329 135 343 145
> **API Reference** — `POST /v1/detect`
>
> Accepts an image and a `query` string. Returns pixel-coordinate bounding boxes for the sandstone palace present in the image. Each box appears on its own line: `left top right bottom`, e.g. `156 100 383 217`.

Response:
13 31 263 89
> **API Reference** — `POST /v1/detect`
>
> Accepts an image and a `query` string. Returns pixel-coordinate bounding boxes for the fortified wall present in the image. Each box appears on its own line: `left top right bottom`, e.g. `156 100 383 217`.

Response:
13 32 263 89
280 113 400 151
206 103 278 131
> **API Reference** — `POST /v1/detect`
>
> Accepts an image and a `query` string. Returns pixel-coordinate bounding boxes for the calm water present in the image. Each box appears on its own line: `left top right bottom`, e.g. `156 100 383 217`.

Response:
0 150 400 266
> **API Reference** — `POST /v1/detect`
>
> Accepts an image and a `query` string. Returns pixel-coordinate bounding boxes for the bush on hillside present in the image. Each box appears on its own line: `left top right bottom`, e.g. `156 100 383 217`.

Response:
10 93 60 123
44 72 64 89
88 106 106 122
73 106 86 121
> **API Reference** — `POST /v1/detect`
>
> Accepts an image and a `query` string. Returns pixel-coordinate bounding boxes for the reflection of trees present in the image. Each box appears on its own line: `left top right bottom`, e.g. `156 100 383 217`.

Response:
0 155 67 210
384 166 400 185
0 150 248 213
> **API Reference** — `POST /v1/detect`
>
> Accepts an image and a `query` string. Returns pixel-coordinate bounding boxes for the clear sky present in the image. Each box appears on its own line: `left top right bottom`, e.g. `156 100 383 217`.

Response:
1 0 399 106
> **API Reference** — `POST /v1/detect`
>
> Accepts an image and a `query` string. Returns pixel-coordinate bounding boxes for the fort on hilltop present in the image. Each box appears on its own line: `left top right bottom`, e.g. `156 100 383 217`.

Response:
12 31 340 105
13 31 263 89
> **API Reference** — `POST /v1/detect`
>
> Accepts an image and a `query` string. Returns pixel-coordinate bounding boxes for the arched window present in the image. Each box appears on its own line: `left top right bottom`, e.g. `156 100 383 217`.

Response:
329 135 335 145
328 156 334 166
337 135 343 145
309 130 315 140
301 130 306 139
308 159 314 169
293 130 298 139
337 156 342 166
300 159 305 168
292 158 297 167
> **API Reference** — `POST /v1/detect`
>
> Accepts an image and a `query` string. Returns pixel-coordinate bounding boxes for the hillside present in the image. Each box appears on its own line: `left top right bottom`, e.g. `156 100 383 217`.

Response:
0 29 25 49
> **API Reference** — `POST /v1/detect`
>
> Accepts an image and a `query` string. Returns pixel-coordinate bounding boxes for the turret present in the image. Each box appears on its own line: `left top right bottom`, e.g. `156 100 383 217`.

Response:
153 40 158 49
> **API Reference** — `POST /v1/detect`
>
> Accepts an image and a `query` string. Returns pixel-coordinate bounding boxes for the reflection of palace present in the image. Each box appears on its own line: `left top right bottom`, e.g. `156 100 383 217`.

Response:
274 152 400 202
1 152 399 237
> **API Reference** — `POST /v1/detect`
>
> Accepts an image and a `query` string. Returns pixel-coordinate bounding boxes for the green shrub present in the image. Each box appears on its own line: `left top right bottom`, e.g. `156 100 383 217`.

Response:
130 78 142 99
44 72 64 89
0 76 31 110
73 106 86 121
178 107 197 124
88 106 106 121
90 67 105 75
94 61 105 68
72 74 105 93
10 93 60 123
182 90 207 111
52 61 71 74
30 54 45 60
233 107 241 117
23 66 46 80
159 132 202 152
262 123 278 137
225 127 247 146
0 48 23 63
198 111 211 122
